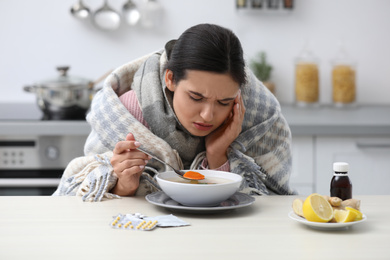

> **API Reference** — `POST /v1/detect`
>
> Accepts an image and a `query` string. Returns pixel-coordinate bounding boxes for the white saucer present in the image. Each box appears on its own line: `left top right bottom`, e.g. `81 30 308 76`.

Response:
288 211 367 230
146 191 255 214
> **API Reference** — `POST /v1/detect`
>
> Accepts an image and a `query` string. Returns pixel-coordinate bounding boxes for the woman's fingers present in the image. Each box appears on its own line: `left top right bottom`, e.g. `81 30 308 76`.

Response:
126 133 135 141
227 91 244 133
111 147 149 171
114 133 152 159
235 90 246 117
110 133 154 196
118 157 148 172
113 139 141 154
111 133 151 176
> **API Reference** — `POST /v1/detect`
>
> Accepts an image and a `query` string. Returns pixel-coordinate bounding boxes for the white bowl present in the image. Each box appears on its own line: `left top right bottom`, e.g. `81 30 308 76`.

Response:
156 170 242 207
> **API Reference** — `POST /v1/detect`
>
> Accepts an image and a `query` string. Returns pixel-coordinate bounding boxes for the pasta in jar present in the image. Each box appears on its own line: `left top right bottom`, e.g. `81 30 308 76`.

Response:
295 62 319 104
332 65 356 104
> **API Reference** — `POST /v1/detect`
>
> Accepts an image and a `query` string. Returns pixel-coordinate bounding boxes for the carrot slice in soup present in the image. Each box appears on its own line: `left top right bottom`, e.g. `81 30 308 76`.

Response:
183 171 205 180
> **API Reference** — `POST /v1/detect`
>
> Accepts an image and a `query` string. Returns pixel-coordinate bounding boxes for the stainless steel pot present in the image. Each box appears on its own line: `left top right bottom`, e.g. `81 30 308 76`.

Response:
24 66 95 120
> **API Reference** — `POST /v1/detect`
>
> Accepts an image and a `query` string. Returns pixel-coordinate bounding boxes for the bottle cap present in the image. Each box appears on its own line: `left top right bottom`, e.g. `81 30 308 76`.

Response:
333 162 349 172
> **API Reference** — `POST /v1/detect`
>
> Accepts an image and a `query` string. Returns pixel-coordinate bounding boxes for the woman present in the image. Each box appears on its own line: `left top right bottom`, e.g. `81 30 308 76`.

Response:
54 24 296 201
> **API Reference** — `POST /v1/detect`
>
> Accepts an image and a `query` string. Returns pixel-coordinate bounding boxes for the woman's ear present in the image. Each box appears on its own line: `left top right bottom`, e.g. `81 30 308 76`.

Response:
165 69 175 91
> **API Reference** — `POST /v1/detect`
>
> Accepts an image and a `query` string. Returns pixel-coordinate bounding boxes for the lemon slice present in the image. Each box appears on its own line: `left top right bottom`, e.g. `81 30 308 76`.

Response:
292 198 304 217
302 193 333 222
345 207 363 221
334 209 358 223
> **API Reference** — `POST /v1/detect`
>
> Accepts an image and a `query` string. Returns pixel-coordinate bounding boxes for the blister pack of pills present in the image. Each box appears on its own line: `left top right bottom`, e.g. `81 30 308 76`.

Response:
110 213 158 231
109 213 190 231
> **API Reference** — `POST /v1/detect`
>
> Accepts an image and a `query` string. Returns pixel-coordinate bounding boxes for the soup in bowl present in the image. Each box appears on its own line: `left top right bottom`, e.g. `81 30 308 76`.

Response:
156 170 242 207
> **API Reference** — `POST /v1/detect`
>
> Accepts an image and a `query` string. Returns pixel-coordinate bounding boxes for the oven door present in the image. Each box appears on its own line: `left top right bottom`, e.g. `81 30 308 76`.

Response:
0 169 63 195
0 135 86 196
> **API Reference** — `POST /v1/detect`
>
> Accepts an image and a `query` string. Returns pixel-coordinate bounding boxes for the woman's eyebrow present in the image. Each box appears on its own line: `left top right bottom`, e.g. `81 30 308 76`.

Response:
189 91 235 101
189 91 204 97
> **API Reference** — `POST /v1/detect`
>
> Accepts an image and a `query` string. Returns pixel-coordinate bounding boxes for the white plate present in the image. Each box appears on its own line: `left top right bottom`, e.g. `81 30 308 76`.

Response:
146 191 255 214
288 211 367 230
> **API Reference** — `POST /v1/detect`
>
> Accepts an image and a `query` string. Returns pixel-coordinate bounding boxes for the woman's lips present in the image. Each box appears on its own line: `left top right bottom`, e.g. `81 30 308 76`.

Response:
193 122 213 131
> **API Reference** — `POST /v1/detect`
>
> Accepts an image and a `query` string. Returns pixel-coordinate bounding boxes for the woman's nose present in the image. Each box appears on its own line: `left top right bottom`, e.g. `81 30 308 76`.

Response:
200 104 214 122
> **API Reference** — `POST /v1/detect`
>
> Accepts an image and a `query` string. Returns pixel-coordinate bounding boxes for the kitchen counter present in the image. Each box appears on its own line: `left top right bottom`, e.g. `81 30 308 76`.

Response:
0 120 91 135
281 105 390 136
0 195 388 259
0 103 90 135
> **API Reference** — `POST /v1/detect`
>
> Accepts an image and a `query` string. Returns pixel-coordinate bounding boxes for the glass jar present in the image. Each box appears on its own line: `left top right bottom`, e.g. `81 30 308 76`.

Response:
294 44 319 106
331 45 356 107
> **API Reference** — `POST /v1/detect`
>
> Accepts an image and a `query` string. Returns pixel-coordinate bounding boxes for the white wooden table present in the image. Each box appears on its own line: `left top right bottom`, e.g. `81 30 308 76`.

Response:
0 195 388 260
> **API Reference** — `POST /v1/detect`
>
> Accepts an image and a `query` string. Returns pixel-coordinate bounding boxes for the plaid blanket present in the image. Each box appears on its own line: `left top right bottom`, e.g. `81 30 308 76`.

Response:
53 49 296 202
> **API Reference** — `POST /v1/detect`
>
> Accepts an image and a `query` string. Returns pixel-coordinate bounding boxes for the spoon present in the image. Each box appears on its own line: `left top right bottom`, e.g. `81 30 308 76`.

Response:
136 147 205 181
93 0 121 31
70 0 90 19
122 0 140 26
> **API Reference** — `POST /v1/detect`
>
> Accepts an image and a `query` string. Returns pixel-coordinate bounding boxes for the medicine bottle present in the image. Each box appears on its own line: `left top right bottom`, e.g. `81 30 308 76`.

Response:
330 162 352 200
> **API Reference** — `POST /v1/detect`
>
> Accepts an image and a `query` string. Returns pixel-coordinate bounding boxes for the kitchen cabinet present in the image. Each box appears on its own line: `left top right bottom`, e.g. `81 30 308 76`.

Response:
290 136 314 195
282 105 390 196
315 136 390 195
290 135 390 196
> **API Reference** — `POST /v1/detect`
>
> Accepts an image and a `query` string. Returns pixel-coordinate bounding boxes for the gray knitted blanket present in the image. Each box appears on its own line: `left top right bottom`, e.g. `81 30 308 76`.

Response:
53 50 296 202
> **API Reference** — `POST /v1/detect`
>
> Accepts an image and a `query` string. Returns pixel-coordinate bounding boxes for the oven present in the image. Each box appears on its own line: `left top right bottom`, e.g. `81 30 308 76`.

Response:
0 103 89 196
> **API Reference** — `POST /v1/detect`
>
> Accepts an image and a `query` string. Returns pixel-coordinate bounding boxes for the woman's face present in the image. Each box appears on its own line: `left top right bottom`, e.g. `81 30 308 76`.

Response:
165 69 240 137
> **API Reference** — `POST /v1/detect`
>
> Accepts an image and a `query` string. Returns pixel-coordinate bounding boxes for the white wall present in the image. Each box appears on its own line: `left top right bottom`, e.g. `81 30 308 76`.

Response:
1 0 389 105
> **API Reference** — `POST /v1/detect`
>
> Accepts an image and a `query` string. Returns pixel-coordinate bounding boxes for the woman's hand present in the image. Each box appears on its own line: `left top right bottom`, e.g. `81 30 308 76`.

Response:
110 133 151 196
205 90 246 169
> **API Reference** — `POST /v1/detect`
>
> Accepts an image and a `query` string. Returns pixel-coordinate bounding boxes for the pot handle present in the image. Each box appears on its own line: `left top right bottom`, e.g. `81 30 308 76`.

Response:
23 85 36 93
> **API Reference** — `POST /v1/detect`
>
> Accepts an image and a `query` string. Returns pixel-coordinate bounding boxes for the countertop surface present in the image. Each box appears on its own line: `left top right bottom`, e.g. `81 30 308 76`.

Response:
281 104 390 135
0 120 91 135
0 195 388 260
0 103 91 135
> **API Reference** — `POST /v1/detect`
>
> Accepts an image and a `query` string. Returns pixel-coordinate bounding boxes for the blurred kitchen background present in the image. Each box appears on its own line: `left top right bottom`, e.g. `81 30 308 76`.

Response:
0 0 389 104
1 0 390 196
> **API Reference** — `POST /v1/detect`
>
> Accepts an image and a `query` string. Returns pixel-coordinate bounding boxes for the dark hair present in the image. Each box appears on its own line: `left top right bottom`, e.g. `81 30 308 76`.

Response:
165 24 247 86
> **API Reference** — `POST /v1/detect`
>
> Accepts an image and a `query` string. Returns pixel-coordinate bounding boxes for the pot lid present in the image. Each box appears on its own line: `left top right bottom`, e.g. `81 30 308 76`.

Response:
37 66 92 88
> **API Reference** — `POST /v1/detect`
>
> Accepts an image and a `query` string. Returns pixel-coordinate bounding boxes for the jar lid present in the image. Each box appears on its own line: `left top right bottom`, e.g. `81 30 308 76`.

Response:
331 42 356 66
333 162 349 172
295 40 318 64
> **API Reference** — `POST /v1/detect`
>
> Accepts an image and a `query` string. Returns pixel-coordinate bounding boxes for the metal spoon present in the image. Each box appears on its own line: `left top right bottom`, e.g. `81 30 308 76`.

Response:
70 0 90 19
122 0 140 26
136 147 204 181
93 0 121 31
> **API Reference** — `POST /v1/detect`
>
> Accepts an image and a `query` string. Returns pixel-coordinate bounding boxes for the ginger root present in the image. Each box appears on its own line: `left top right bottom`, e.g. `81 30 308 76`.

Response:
340 199 361 211
322 195 360 210
322 195 342 207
